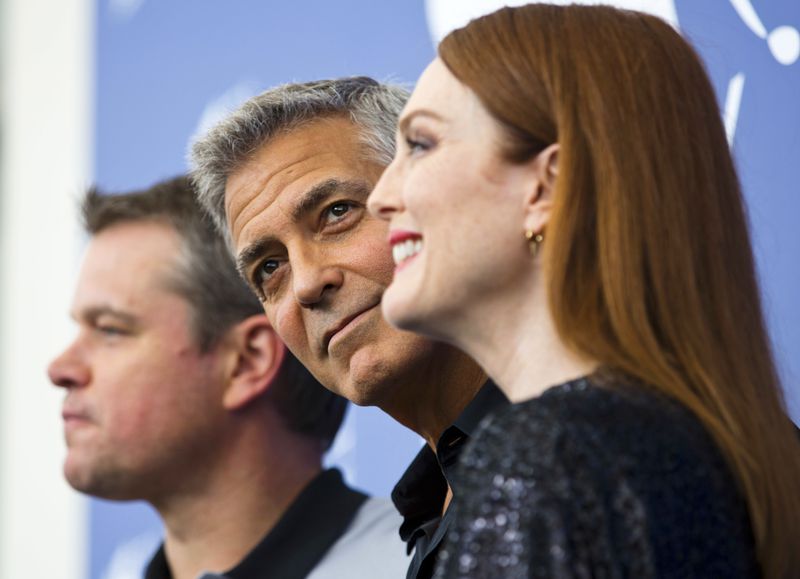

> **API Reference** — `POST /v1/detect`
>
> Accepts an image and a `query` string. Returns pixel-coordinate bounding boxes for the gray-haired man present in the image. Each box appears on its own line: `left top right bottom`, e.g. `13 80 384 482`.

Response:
191 77 508 579
48 176 409 579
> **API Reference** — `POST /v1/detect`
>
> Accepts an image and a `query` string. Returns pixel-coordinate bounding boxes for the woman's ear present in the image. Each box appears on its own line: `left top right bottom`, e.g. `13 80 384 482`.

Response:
523 143 559 234
221 314 286 411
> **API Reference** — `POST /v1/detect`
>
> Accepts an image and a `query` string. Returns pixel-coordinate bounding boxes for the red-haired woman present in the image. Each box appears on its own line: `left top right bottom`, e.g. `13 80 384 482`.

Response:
369 4 800 577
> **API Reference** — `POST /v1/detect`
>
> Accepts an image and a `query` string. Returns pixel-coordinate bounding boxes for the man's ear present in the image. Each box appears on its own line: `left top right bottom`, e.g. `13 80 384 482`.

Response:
221 314 285 411
523 143 559 235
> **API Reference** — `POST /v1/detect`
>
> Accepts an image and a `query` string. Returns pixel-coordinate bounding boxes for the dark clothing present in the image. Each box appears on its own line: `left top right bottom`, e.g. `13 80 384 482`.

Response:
434 375 760 578
393 382 509 579
145 469 368 579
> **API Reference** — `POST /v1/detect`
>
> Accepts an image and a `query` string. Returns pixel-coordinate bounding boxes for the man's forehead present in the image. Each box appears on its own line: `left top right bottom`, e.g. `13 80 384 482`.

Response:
73 225 185 315
225 119 376 246
225 152 341 249
225 145 312 221
230 117 358 177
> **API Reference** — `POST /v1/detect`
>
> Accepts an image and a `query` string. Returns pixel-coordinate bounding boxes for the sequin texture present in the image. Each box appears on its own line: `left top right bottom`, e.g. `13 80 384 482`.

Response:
433 376 759 578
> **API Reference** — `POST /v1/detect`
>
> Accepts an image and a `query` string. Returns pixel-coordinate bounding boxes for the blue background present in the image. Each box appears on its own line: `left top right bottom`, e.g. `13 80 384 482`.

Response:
92 1 799 577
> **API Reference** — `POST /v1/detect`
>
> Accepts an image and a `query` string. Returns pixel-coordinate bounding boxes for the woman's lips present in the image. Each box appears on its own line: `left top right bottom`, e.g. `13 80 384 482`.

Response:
389 230 423 271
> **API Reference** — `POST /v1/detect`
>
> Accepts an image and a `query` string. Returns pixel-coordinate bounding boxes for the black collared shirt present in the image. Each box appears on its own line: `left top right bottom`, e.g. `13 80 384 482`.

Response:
391 381 508 579
145 468 367 579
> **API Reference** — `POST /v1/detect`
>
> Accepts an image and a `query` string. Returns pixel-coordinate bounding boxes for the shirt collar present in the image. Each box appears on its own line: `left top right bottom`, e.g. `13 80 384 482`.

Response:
391 381 508 544
145 468 367 579
438 380 508 470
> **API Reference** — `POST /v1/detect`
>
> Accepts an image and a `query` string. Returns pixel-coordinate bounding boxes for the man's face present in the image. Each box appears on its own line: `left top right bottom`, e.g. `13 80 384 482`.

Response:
226 116 441 406
48 221 229 501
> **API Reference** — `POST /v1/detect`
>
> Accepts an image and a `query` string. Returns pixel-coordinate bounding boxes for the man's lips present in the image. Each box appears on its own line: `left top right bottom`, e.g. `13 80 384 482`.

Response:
322 303 379 351
62 407 92 427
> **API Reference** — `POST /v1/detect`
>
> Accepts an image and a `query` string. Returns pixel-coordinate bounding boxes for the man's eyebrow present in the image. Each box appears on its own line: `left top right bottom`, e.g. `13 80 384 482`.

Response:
236 178 374 280
236 238 271 281
77 306 138 326
397 109 446 136
289 178 372 223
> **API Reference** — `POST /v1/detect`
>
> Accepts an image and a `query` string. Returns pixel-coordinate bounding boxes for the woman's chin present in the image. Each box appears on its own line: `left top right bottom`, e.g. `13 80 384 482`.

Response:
381 283 429 334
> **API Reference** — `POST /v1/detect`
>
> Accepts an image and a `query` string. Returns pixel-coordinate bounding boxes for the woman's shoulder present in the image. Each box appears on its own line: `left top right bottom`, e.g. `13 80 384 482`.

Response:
447 373 758 577
477 373 724 475
470 373 745 516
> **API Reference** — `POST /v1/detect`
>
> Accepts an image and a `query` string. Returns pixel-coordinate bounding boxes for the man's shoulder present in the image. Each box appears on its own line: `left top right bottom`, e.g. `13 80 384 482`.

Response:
308 496 410 579
341 496 406 541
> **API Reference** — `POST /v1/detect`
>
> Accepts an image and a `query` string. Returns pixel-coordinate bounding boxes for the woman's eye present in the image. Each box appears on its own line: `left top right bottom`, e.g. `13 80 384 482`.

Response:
405 136 432 155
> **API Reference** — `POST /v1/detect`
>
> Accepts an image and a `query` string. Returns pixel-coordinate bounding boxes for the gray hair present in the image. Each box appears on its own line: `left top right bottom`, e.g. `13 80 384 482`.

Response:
190 76 409 234
81 176 348 448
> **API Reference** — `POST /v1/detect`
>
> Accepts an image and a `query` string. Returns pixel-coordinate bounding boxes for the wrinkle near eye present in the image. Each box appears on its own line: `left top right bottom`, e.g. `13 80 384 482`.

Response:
236 237 281 283
254 256 292 303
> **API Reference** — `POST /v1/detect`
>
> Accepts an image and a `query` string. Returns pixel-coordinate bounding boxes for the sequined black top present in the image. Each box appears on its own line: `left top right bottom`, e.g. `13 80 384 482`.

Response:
433 376 760 578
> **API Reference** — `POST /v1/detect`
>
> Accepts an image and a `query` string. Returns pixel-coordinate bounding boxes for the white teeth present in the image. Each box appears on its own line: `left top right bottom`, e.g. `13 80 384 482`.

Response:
392 238 423 266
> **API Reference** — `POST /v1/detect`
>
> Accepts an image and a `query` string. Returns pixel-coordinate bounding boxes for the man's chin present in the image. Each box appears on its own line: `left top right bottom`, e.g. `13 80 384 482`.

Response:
319 329 438 407
337 382 385 407
64 459 135 501
328 366 388 407
334 349 406 407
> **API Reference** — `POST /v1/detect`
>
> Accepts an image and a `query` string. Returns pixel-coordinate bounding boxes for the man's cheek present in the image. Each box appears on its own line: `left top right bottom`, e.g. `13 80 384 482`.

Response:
360 239 396 282
274 304 307 355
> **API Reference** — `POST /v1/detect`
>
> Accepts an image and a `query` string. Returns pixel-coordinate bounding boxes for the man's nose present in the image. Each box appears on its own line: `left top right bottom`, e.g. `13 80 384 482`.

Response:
47 341 90 389
291 248 344 308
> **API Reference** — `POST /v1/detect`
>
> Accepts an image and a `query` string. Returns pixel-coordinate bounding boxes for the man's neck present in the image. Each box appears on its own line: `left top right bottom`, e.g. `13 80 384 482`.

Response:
153 425 322 579
381 345 487 450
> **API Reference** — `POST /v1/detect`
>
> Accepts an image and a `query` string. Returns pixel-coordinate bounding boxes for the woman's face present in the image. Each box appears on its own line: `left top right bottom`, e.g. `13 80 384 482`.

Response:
368 58 540 340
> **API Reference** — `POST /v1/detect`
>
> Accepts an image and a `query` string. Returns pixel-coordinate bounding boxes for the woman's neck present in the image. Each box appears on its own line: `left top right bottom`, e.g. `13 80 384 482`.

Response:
452 280 597 403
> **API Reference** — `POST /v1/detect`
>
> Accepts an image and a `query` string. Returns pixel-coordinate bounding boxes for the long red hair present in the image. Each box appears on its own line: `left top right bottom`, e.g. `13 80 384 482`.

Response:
440 5 800 577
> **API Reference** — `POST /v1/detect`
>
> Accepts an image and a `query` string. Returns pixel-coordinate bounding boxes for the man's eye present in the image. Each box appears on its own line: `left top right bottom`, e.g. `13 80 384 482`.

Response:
257 259 280 281
253 258 284 299
96 325 126 337
324 202 352 223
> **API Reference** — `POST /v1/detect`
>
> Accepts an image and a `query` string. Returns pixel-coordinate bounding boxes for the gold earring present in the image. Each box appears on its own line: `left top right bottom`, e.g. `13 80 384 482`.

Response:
525 230 544 258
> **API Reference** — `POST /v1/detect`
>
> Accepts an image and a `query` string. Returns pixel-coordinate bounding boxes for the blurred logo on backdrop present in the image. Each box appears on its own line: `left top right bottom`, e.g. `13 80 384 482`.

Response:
425 0 798 145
